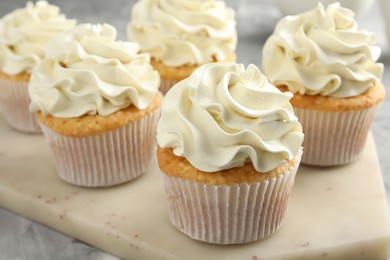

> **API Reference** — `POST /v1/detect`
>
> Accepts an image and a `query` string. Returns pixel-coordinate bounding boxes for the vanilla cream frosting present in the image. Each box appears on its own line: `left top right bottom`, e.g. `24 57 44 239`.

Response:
29 24 160 118
262 3 383 98
0 1 76 75
157 62 304 172
127 0 237 67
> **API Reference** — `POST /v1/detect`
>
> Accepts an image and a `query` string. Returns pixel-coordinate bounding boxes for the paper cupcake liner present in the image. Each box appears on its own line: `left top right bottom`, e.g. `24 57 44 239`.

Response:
160 151 301 244
160 79 181 95
39 107 161 187
295 106 379 166
0 77 41 133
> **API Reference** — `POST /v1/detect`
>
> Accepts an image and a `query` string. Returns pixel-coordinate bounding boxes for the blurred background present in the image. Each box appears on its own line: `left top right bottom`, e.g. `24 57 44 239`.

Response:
0 0 389 259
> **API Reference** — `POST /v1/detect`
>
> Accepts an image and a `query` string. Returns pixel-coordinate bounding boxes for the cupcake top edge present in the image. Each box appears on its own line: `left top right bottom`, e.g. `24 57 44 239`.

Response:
262 2 383 98
157 61 304 173
127 0 237 67
28 23 161 118
0 0 76 75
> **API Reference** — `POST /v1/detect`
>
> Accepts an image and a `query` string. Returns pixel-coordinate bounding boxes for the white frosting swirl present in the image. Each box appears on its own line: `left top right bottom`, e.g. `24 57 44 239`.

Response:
127 0 237 67
0 1 76 75
29 24 160 118
157 62 303 172
262 3 383 98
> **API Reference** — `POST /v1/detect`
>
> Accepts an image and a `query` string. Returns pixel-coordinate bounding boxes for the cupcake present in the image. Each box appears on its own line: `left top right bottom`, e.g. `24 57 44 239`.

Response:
29 23 162 187
0 1 75 133
156 62 304 244
262 3 385 166
127 0 237 94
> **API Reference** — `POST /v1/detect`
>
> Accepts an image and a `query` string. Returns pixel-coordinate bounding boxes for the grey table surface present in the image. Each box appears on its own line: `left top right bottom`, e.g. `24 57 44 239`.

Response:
0 0 389 259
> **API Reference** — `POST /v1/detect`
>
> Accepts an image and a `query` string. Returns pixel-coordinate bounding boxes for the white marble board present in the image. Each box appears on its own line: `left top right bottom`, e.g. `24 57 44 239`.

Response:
0 116 390 260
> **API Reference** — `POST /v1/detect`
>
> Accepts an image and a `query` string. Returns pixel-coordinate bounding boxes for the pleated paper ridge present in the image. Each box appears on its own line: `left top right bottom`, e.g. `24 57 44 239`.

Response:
0 77 41 133
161 155 301 244
295 106 379 166
39 107 161 187
160 79 180 95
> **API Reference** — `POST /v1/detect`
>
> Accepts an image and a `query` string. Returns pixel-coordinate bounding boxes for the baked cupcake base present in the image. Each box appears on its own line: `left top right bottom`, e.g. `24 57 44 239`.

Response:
38 93 163 187
158 147 302 244
0 72 41 134
278 82 385 166
159 79 182 95
151 52 236 95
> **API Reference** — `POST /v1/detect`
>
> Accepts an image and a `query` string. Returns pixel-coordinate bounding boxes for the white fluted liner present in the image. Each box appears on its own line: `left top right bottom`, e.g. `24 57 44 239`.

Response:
295 106 379 166
160 79 181 95
0 77 41 134
160 151 301 244
39 107 161 187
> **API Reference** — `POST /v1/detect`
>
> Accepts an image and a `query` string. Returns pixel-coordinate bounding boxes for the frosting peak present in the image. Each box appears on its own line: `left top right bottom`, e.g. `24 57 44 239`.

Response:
262 3 383 98
0 1 76 75
157 62 303 172
127 0 237 67
29 24 160 118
